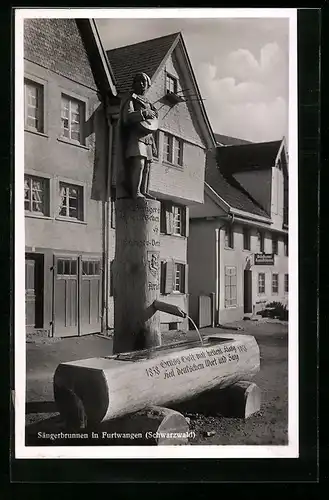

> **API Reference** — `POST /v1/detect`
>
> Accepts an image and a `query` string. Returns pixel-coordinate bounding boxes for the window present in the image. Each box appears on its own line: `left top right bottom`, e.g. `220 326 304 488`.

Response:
284 236 288 256
61 94 84 143
160 260 187 294
243 227 251 250
173 205 183 235
163 132 183 166
272 273 279 294
173 136 183 166
224 225 234 249
225 266 237 307
257 231 265 252
24 175 49 215
258 273 265 294
284 274 288 293
166 73 178 94
272 234 278 255
59 182 83 220
82 260 100 276
57 259 77 276
24 79 44 132
160 202 187 236
174 263 185 293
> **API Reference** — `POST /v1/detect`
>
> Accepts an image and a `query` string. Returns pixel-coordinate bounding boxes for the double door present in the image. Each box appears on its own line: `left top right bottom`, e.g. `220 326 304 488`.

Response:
53 255 102 337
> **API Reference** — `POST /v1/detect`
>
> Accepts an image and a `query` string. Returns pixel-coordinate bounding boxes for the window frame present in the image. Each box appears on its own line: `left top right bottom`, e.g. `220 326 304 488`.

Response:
272 273 279 294
24 173 50 217
24 77 45 134
165 72 178 95
224 266 237 308
172 205 183 235
163 132 184 167
173 262 186 294
59 91 87 146
258 272 266 294
160 201 187 237
55 177 86 223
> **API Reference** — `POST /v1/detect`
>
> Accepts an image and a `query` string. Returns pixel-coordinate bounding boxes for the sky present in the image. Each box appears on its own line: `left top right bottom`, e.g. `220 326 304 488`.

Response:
96 16 290 144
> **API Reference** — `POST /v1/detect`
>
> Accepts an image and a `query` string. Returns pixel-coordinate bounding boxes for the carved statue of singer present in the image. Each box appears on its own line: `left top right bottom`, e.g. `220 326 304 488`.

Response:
115 72 159 200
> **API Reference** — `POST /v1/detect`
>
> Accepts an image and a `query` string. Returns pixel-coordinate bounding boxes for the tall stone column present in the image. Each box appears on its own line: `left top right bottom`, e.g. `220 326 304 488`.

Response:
113 198 162 354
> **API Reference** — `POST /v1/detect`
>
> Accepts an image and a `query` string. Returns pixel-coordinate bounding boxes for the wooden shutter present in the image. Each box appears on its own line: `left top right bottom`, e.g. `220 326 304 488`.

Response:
182 206 189 237
164 259 174 294
184 263 188 294
165 202 173 235
160 201 166 234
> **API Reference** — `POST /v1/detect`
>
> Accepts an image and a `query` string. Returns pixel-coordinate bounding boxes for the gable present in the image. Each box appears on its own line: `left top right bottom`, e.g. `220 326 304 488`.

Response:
106 33 179 94
146 47 205 148
24 18 97 90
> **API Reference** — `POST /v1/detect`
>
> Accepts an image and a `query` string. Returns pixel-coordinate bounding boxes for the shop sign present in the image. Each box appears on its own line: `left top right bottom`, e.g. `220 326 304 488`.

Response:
254 253 275 265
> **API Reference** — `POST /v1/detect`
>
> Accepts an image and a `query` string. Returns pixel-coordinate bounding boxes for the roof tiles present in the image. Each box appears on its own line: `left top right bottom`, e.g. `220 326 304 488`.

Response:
205 150 270 218
106 33 180 93
216 140 282 174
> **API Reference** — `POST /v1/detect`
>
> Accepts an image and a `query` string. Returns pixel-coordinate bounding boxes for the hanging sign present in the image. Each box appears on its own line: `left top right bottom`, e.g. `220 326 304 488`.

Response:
254 253 275 265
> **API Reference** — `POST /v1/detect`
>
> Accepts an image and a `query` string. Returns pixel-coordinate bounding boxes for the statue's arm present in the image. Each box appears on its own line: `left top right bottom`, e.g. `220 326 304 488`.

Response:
122 98 145 125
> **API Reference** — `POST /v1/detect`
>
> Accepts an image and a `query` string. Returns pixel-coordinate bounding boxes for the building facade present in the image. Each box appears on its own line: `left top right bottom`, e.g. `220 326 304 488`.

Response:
24 19 116 337
106 33 215 332
188 138 289 326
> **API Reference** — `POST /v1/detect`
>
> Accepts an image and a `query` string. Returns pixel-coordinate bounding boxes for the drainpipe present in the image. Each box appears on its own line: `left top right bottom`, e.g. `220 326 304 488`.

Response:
105 100 114 332
100 92 114 334
215 212 235 326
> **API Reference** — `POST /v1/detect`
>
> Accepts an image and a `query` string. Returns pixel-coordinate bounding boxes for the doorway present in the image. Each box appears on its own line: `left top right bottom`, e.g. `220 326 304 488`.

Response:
53 255 102 337
244 269 252 314
25 253 44 331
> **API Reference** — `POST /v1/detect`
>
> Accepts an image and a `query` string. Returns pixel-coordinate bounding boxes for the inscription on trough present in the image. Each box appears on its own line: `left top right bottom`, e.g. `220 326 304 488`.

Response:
143 343 249 380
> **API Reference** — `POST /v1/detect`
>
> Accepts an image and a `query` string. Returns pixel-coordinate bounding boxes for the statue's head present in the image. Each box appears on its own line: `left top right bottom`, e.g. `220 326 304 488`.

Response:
132 72 151 95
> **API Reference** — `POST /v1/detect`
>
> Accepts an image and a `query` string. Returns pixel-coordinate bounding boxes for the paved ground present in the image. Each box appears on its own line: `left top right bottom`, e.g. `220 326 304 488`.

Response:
24 319 288 447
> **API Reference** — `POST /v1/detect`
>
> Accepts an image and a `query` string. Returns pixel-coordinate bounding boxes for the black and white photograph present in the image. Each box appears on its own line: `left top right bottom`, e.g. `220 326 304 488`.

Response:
14 8 298 459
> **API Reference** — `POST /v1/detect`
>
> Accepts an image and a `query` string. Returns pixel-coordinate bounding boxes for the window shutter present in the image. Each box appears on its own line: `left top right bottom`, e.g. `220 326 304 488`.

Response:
164 259 174 294
165 202 173 235
184 263 188 294
160 201 166 234
182 206 189 237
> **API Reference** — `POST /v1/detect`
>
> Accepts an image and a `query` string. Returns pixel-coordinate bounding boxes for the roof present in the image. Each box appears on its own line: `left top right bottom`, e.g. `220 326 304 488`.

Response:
205 150 270 218
106 33 180 93
214 133 252 146
216 140 282 175
77 19 117 96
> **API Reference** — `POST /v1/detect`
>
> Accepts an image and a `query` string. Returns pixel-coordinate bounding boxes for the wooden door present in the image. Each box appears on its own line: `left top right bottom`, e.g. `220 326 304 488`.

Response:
53 256 78 337
198 295 212 328
80 259 102 335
